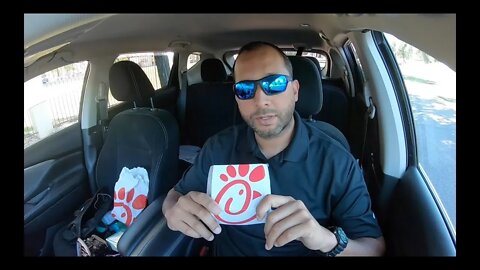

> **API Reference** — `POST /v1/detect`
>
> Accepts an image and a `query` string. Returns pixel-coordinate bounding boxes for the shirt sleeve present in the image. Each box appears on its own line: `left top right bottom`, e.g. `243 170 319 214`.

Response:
331 158 383 239
174 140 213 195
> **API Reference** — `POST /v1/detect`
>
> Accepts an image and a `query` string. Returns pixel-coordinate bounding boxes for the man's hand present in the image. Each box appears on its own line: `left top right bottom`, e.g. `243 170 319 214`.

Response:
163 190 222 241
256 194 337 252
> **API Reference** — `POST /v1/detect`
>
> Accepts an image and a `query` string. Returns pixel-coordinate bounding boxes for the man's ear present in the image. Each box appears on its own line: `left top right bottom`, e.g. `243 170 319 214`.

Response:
292 79 300 102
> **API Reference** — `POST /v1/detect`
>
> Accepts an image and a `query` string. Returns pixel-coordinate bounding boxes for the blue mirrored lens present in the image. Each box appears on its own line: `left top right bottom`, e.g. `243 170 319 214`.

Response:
234 82 255 99
234 74 290 100
265 75 289 93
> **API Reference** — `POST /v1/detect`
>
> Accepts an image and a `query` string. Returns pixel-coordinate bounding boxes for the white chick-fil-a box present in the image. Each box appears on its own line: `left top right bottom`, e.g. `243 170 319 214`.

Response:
207 164 271 225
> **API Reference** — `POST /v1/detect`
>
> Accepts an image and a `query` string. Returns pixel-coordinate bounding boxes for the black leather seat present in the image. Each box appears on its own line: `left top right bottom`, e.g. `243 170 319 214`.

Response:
98 61 179 199
289 56 350 151
315 78 349 138
53 60 179 256
304 56 350 140
184 58 241 147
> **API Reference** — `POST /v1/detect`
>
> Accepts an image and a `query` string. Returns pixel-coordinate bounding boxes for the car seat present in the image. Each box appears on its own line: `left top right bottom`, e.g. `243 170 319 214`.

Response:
53 60 179 256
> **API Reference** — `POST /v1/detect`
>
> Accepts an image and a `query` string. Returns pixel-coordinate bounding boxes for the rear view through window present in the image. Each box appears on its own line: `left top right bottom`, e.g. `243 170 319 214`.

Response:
385 33 456 229
24 61 88 148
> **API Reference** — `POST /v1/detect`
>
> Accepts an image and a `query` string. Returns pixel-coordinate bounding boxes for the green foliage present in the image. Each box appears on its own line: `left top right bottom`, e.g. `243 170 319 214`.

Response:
388 34 436 65
24 126 35 134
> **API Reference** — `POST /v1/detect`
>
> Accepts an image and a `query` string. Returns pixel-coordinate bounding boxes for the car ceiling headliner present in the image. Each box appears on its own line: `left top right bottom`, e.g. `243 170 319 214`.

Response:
24 14 455 71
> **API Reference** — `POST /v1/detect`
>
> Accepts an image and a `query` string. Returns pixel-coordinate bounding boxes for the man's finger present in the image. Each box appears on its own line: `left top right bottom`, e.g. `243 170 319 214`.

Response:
175 221 202 239
177 194 222 234
189 191 221 215
183 212 216 241
273 223 308 248
264 200 301 236
195 207 222 235
265 211 306 250
256 194 295 220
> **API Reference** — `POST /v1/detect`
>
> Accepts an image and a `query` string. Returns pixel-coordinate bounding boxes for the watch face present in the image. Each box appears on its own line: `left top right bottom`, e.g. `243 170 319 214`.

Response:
327 227 348 256
318 226 349 257
336 227 348 247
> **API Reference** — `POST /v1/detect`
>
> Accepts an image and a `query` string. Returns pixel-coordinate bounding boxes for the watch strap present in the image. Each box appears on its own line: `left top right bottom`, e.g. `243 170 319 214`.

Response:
319 226 348 257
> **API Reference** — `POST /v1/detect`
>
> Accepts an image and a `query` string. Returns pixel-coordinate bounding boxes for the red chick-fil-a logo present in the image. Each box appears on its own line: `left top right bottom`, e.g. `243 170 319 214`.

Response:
112 187 147 226
214 164 268 225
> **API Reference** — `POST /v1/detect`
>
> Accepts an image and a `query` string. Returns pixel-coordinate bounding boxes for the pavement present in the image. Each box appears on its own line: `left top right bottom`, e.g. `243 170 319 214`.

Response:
401 61 456 228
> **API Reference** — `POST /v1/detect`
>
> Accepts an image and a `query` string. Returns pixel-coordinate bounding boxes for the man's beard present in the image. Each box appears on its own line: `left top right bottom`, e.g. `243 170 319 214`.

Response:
243 104 295 139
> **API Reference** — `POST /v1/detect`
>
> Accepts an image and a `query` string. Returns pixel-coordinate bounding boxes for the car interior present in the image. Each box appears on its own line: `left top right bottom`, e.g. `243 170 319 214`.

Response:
24 14 456 256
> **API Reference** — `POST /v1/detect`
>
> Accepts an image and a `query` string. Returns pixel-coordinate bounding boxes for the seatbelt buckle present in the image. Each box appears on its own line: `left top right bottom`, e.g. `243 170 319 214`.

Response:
367 97 376 119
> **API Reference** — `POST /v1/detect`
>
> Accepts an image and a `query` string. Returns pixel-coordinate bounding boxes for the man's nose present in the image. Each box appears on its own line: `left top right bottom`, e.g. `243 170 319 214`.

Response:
253 85 270 107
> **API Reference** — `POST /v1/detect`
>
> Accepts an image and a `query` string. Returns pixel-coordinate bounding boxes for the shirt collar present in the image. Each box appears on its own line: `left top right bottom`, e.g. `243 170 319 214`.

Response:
281 111 309 162
239 111 308 162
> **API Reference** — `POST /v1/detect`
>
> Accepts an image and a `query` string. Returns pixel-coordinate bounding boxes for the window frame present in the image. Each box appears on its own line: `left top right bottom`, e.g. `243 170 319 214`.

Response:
372 30 456 237
24 61 89 148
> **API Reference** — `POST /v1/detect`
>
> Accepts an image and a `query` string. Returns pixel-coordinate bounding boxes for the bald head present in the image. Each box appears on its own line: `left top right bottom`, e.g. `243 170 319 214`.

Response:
233 41 293 81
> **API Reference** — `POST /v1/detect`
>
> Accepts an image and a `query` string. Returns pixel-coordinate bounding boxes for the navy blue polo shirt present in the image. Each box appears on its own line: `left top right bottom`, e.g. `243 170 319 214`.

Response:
174 111 382 256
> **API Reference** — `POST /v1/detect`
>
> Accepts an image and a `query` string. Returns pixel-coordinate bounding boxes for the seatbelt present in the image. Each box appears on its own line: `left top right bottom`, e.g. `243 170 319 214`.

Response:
343 68 351 96
177 69 188 144
359 97 381 215
295 47 305 56
96 82 109 141
360 97 376 167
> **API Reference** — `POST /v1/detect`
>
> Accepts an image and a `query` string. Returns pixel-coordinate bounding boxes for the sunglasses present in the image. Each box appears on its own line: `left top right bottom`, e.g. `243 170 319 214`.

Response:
233 74 292 100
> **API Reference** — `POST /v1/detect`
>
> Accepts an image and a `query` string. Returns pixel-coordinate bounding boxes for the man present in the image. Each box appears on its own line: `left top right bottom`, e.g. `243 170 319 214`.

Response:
162 41 385 256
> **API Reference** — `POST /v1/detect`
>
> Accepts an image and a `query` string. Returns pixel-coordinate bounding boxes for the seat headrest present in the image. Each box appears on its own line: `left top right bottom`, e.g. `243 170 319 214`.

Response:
305 56 322 74
201 58 227 82
289 56 323 118
109 61 155 103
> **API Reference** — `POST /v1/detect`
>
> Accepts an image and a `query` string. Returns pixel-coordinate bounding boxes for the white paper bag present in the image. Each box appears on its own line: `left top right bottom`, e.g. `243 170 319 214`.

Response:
111 167 149 226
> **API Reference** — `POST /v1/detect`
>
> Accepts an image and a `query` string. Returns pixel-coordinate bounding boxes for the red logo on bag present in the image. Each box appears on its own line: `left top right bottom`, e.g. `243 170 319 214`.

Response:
112 188 147 226
214 164 266 225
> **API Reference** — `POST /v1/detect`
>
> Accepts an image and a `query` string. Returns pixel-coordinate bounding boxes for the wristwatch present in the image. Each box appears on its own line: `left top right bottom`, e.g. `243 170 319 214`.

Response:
319 226 348 257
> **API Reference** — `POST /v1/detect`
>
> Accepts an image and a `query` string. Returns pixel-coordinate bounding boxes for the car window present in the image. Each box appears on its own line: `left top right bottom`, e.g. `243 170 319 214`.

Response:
24 61 88 148
109 52 174 108
223 52 237 71
385 33 456 229
187 52 201 70
284 51 328 77
226 51 328 77
284 51 327 70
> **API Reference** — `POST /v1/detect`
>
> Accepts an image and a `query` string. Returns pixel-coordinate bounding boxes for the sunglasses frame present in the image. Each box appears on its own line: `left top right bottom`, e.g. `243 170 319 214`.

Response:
233 74 292 100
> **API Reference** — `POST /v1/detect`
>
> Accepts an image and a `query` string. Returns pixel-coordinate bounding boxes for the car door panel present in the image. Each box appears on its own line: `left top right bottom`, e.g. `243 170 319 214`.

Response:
24 124 83 168
24 123 90 256
24 159 55 202
24 151 90 233
385 167 456 256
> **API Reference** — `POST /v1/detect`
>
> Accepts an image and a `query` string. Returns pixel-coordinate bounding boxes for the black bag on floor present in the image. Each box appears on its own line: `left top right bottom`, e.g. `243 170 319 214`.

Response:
54 189 113 256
